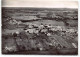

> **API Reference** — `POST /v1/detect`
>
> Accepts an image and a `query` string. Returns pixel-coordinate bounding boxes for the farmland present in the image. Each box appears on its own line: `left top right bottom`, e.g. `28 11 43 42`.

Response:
2 7 78 55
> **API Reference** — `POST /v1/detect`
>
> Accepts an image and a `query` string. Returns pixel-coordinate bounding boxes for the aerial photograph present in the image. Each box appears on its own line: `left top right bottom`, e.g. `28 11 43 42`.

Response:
2 0 78 55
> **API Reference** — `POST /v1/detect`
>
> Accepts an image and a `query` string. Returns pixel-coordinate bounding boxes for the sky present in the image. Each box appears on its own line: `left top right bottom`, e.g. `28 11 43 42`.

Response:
2 0 78 8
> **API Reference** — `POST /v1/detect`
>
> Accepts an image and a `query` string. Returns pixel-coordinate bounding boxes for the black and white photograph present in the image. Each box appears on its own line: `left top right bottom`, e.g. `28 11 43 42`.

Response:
2 0 78 55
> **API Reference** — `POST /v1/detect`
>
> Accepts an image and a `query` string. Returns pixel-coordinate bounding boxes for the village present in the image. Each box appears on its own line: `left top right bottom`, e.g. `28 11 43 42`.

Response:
2 8 78 54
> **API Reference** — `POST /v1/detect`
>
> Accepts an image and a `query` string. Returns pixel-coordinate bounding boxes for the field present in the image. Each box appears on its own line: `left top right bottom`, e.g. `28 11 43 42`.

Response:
2 7 78 55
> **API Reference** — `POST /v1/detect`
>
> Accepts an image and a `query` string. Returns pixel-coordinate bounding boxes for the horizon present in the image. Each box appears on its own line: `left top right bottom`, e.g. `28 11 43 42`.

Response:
2 7 78 9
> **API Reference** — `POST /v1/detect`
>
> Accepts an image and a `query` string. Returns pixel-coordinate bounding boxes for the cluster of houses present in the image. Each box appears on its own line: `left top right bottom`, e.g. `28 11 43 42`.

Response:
22 23 77 34
8 18 77 35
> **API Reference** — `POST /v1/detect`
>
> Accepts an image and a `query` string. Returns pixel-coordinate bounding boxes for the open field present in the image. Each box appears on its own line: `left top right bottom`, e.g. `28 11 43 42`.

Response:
2 7 78 55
